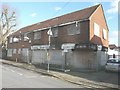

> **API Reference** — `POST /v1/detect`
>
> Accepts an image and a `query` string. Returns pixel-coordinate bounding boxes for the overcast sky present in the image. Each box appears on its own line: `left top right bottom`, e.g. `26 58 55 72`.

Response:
1 0 119 46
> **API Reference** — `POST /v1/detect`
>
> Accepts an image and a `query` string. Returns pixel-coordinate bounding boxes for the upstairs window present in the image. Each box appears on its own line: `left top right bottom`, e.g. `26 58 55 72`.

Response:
9 37 13 43
94 23 100 37
51 27 58 37
24 33 29 41
13 37 19 42
103 28 107 40
34 31 41 39
67 23 80 35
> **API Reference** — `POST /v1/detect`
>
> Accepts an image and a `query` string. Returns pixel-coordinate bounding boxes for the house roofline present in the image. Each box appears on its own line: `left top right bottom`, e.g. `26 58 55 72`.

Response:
89 4 109 31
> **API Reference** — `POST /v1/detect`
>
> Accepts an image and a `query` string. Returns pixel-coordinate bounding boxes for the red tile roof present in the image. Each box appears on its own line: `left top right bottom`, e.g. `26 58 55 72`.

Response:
11 4 100 36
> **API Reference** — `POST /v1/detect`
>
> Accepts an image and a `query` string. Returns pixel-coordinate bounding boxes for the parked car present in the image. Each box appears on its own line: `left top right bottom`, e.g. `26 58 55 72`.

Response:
105 58 120 72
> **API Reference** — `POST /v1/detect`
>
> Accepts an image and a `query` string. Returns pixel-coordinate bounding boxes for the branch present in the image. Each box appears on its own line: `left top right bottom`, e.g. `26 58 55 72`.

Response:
9 24 16 30
8 12 15 20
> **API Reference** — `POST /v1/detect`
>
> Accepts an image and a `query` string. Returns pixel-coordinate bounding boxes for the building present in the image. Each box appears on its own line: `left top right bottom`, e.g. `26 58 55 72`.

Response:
7 4 109 71
108 44 120 59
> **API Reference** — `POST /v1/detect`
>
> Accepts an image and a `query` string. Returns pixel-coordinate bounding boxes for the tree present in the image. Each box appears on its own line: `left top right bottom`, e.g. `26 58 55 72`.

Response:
0 8 16 48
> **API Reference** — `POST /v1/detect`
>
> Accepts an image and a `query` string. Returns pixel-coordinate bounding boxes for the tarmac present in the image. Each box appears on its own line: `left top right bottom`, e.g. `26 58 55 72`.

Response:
0 59 119 90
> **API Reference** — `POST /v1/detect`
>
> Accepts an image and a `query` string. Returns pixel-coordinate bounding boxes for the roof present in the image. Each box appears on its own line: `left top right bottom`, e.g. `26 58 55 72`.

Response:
11 4 100 36
109 44 117 49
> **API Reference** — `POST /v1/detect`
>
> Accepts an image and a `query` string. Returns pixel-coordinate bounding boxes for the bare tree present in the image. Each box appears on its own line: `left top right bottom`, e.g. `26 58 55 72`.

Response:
0 8 16 47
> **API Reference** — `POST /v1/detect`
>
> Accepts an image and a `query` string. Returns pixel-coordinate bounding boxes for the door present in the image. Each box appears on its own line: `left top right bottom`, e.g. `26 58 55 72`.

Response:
32 50 47 64
21 48 29 63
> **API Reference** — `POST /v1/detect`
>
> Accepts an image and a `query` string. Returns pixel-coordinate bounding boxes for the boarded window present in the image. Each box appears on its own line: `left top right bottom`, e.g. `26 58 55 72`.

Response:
94 23 100 37
103 28 107 40
67 23 80 35
34 31 41 39
7 49 12 57
52 27 58 37
13 49 16 54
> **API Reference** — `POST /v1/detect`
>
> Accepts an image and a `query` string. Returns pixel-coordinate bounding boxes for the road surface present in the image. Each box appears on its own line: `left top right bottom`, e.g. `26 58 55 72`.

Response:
2 64 84 88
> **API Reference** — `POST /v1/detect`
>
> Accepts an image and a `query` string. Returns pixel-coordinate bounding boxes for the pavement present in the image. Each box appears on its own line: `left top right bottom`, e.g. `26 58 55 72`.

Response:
0 59 119 90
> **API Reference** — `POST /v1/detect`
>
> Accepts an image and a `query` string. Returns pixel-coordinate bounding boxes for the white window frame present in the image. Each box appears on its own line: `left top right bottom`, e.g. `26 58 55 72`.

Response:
94 22 100 37
13 37 19 42
103 28 107 40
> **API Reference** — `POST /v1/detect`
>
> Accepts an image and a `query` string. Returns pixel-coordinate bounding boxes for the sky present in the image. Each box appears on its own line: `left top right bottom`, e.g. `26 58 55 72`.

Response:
1 0 119 46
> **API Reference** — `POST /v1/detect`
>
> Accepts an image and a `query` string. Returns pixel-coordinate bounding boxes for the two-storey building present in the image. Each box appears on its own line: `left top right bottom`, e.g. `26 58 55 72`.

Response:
7 4 109 71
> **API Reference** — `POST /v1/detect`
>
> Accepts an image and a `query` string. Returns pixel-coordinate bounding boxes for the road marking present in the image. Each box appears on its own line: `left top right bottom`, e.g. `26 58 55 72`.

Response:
10 70 15 72
25 76 37 78
17 73 23 76
41 76 47 77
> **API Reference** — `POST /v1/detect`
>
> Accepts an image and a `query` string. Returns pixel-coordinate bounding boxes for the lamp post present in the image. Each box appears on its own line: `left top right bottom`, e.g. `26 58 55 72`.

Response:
47 28 53 72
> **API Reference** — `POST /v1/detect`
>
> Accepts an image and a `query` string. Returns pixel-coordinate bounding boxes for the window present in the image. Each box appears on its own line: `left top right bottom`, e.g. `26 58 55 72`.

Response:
7 49 12 57
13 49 16 54
52 27 58 37
94 23 100 37
9 37 13 43
103 28 107 40
24 33 29 41
13 37 19 42
67 23 80 35
34 31 41 39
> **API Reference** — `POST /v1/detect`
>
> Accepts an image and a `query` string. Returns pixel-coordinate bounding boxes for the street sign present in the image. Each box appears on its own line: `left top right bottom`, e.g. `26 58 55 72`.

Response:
47 28 53 36
61 43 75 49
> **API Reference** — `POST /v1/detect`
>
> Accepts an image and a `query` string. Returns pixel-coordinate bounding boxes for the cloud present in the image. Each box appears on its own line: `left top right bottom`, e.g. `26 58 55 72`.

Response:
109 30 119 46
31 13 37 17
54 7 62 11
107 0 120 14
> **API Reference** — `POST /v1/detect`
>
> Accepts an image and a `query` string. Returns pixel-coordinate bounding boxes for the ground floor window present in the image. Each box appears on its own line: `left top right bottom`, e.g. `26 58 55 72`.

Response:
7 49 12 57
13 49 17 54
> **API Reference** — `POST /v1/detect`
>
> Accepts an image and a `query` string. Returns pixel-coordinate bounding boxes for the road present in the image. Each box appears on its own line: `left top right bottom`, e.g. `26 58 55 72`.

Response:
2 64 84 88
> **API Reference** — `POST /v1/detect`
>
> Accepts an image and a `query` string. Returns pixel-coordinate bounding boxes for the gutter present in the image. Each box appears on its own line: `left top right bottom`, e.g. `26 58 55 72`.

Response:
33 19 89 32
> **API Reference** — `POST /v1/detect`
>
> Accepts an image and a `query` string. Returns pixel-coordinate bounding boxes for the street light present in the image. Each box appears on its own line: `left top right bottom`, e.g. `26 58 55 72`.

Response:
47 28 53 72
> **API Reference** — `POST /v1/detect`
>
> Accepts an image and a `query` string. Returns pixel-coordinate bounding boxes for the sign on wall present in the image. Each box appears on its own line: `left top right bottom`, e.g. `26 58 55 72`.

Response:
61 43 75 49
